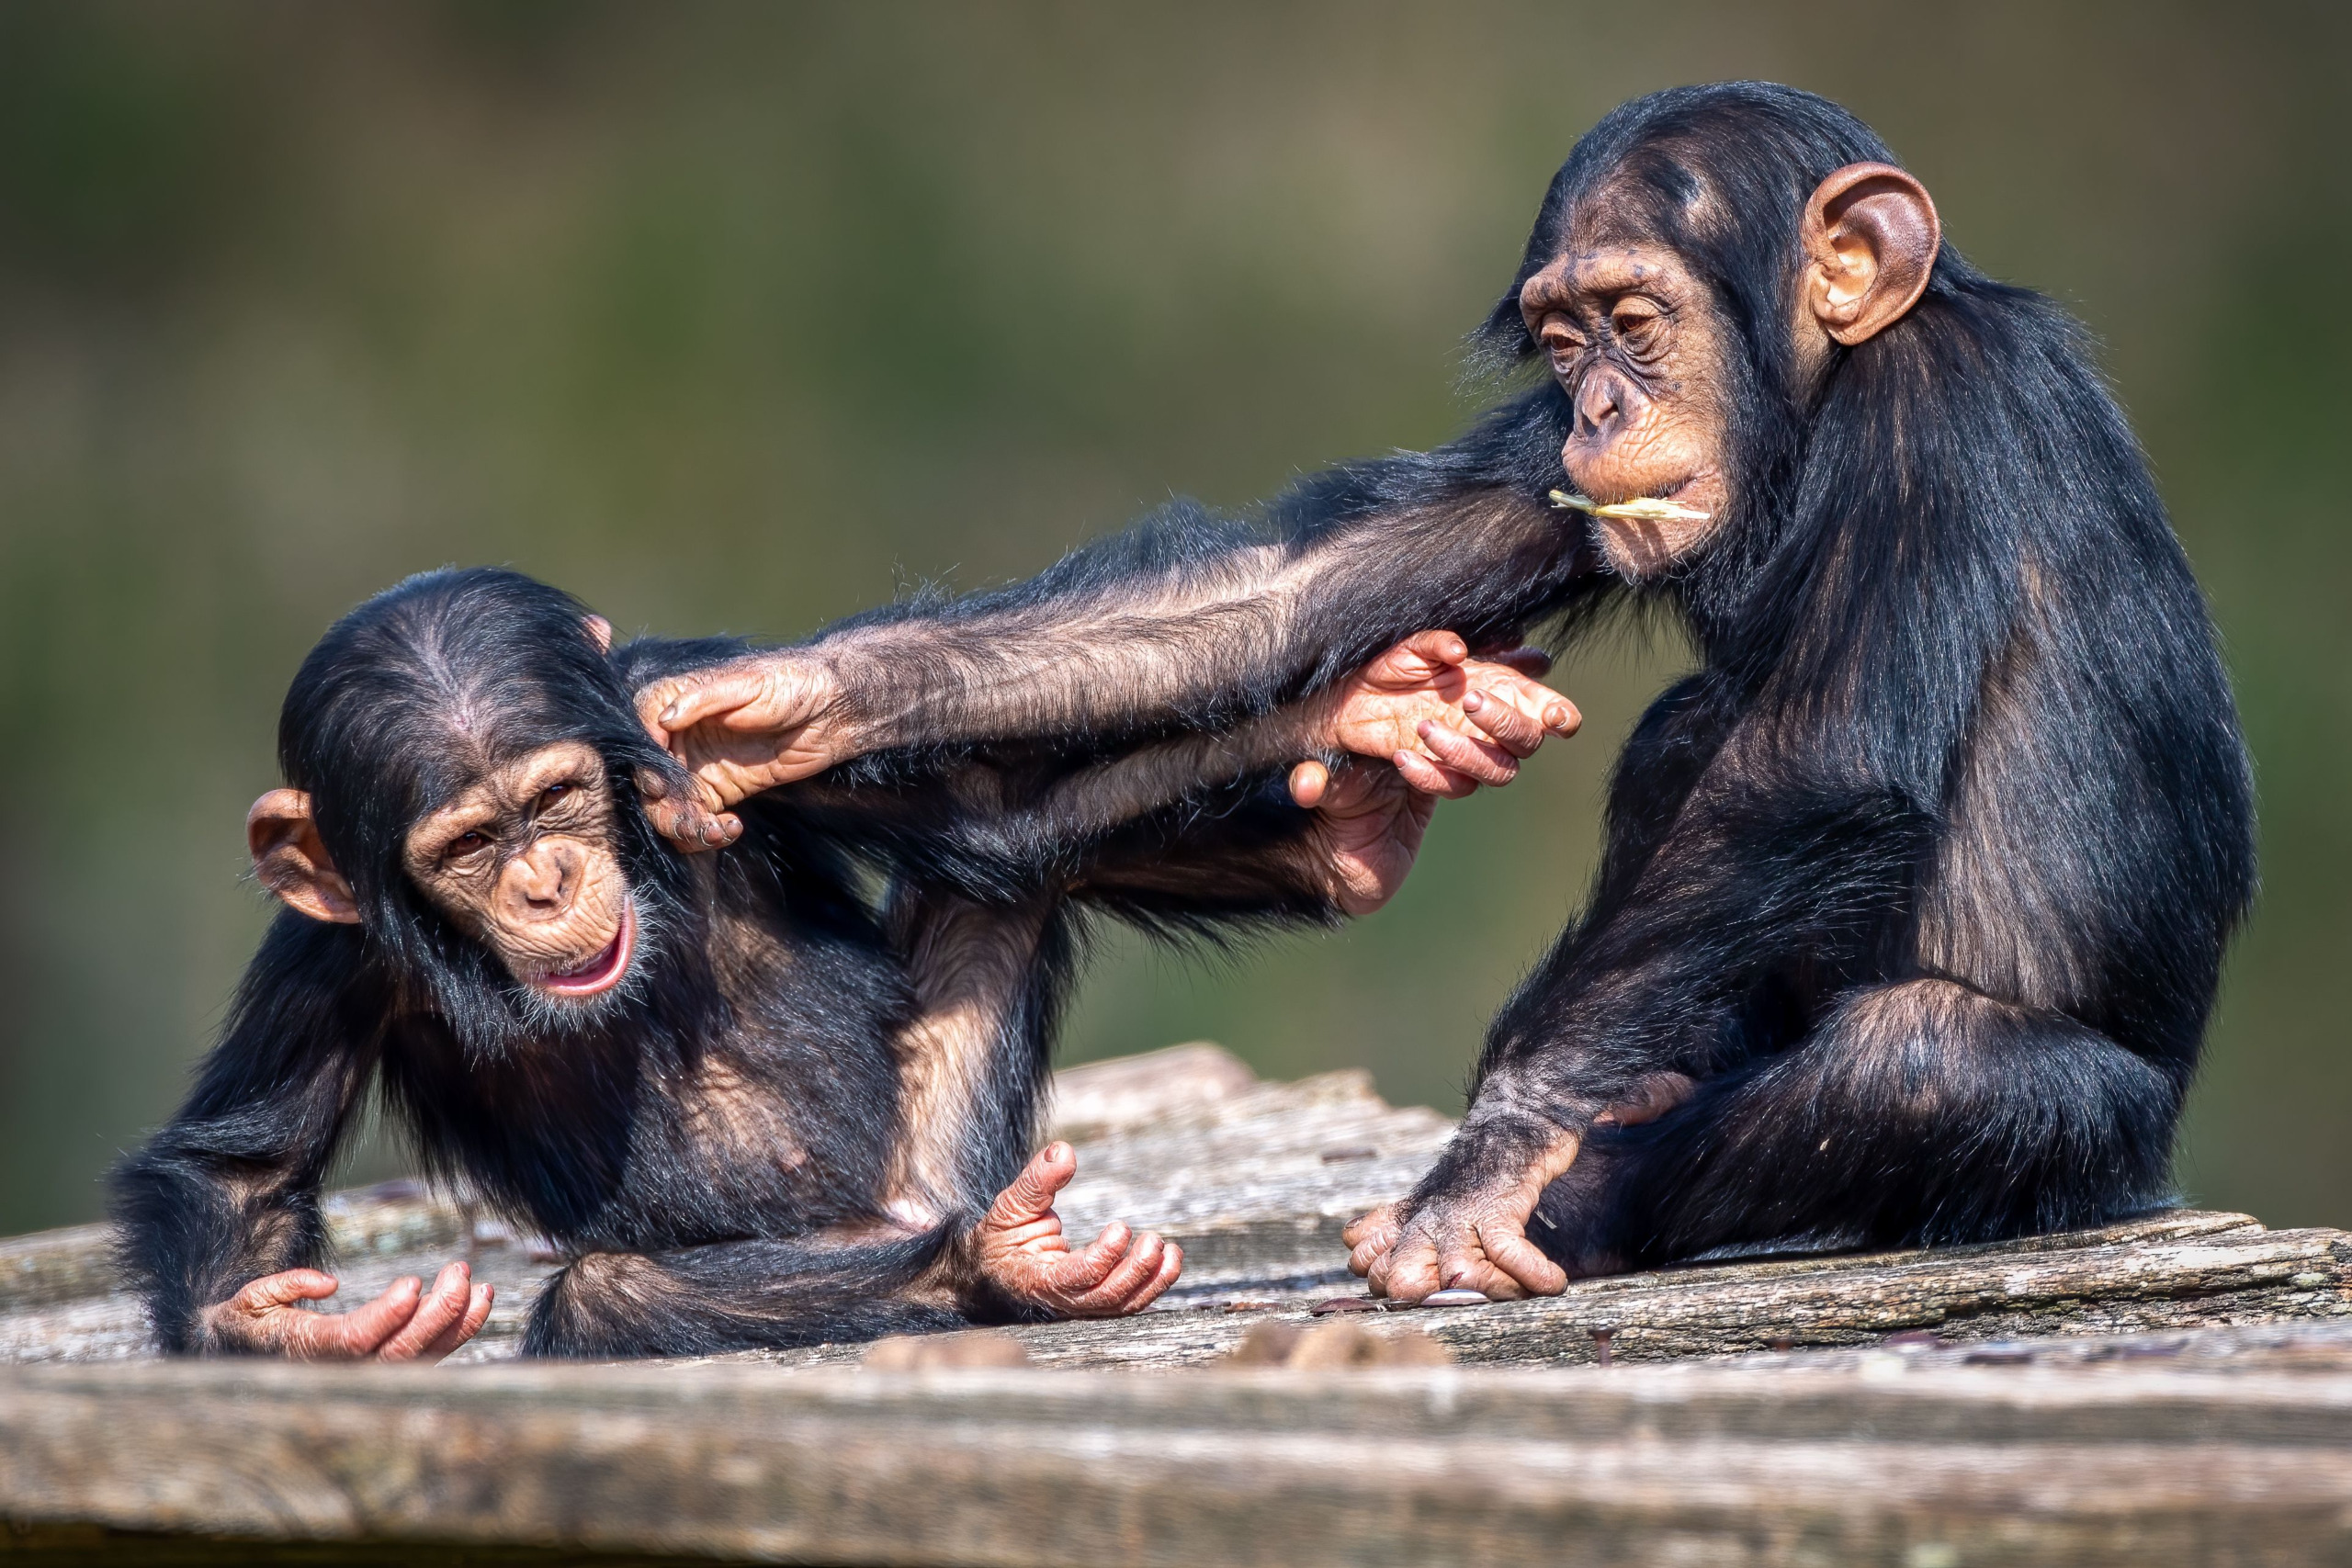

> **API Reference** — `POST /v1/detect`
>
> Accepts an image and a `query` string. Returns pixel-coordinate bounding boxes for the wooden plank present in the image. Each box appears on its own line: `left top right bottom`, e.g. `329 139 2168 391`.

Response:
3 1344 2352 1565
6 1046 2352 1562
6 1049 2349 1375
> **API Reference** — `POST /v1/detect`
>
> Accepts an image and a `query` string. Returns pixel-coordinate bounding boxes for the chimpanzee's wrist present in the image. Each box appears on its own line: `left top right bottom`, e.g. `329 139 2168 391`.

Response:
1419 1100 1581 1200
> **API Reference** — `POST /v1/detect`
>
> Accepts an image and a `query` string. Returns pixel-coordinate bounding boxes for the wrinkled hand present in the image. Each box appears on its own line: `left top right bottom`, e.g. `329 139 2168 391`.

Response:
1343 1074 1696 1301
201 1262 492 1362
1286 759 1437 916
971 1143 1182 1317
1323 631 1580 796
632 652 852 851
1350 1145 1577 1303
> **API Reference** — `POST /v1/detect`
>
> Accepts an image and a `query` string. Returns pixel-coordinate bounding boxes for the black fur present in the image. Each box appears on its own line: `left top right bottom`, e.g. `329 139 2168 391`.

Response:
784 84 2256 1265
112 568 1345 1357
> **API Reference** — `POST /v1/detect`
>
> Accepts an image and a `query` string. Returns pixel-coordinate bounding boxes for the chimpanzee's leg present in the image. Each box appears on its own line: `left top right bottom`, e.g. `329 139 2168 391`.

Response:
1532 978 2184 1272
525 1231 965 1358
869 886 1185 1319
876 889 1069 1229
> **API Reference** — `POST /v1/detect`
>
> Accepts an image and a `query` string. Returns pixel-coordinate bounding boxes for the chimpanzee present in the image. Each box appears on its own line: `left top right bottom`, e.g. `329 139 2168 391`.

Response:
637 83 2256 1303
111 569 1569 1358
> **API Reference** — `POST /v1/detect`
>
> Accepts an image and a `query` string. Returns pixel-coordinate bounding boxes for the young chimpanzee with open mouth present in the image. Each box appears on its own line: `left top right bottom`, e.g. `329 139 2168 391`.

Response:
111 567 1568 1359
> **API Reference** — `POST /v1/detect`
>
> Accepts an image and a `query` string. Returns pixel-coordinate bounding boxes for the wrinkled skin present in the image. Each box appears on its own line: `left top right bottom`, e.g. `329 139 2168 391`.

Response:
401 739 637 996
1289 630 1578 915
968 1143 1183 1316
201 1261 493 1363
1341 1072 1696 1299
1520 246 1736 579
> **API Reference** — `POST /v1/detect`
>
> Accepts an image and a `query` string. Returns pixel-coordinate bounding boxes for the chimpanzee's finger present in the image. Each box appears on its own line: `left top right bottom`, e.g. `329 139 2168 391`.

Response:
1072 1232 1169 1312
641 668 767 742
232 1269 342 1312
1431 1228 1524 1302
1461 690 1546 758
1120 1242 1183 1313
983 1143 1078 1232
1371 1231 1441 1302
1481 1221 1569 1299
415 1283 494 1363
281 1275 424 1360
1287 759 1330 808
1041 1222 1131 1292
377 1262 474 1361
1385 629 1470 681
1417 722 1520 786
1488 646 1555 679
1392 750 1481 798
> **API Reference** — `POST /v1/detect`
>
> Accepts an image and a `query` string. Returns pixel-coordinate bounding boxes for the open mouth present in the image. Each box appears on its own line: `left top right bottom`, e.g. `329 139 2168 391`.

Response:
535 902 636 998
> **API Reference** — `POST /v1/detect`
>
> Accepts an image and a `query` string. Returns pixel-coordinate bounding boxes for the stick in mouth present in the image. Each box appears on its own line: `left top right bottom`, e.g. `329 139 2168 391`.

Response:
1549 489 1713 524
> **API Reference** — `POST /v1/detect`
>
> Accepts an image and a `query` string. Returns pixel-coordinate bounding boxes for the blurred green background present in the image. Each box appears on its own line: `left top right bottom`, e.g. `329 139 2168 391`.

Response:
0 2 2344 1234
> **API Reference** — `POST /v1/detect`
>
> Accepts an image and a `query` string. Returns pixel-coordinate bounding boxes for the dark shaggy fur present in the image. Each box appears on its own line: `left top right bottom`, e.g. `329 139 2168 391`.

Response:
111 569 1348 1357
773 83 2256 1266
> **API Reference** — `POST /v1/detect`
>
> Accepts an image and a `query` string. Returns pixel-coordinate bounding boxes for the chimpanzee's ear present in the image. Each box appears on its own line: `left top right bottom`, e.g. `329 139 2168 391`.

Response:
582 615 613 654
1800 162 1940 346
247 789 362 924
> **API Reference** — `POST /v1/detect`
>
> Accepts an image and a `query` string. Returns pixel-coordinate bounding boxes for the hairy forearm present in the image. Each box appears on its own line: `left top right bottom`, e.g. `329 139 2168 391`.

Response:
111 1149 326 1351
787 692 1330 887
818 480 1583 755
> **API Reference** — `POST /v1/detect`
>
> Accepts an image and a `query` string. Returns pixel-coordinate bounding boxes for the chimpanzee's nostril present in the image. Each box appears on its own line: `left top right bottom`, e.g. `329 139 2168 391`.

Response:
1577 374 1623 435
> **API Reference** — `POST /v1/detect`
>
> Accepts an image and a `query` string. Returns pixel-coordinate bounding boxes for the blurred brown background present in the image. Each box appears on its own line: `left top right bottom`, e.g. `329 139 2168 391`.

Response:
0 1 2344 1233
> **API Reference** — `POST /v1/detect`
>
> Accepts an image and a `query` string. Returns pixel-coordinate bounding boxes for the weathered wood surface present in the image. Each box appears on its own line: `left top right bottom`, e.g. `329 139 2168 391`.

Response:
7 1329 2352 1565
6 1044 2345 1369
4 1043 2351 1563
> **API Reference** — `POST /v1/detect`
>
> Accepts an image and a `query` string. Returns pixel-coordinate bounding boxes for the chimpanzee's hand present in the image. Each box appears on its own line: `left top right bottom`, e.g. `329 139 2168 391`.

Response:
969 1143 1182 1318
1357 1160 1574 1303
633 652 853 850
1344 1074 1696 1300
1285 759 1437 916
200 1263 492 1362
1320 631 1580 795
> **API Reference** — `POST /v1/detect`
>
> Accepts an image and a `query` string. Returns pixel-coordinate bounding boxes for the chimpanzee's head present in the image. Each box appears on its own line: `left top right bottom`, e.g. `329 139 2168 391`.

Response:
248 569 700 1048
1481 83 1947 582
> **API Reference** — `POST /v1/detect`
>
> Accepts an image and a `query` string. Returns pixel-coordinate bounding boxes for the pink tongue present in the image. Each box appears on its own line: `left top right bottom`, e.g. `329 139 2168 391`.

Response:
551 931 618 981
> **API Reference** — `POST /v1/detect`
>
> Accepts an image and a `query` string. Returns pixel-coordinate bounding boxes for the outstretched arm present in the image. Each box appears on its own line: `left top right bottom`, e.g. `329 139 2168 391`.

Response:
637 390 1602 833
763 633 1579 918
108 918 492 1360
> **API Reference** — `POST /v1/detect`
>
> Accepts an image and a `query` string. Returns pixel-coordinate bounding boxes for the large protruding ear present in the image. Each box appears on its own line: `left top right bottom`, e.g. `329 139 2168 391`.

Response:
1800 162 1940 346
582 615 613 654
247 789 361 924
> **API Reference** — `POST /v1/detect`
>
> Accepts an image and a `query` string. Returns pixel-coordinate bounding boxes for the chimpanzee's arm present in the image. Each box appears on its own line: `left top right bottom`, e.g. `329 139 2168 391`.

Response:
637 389 1604 787
766 649 1521 924
1348 714 1943 1302
108 916 381 1352
1428 765 1936 1202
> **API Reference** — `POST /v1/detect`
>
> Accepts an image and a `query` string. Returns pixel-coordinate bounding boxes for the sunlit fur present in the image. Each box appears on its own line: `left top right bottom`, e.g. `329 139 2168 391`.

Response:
804 84 2255 1265
111 570 1354 1357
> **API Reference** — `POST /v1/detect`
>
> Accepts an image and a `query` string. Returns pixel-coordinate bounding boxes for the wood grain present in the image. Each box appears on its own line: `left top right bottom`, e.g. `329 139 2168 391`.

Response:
4 1044 2348 1563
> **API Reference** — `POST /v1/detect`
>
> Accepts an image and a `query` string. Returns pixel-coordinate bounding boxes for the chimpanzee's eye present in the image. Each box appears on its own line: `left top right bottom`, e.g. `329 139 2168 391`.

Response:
1611 299 1666 353
447 831 492 863
537 782 574 810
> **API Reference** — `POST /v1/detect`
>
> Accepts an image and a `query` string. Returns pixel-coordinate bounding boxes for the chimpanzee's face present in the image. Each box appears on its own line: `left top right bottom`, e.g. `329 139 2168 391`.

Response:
1517 238 1735 581
399 739 638 1000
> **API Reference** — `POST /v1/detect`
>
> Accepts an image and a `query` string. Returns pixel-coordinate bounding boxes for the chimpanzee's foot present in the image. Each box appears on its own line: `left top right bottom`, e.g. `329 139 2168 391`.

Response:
1346 1073 1696 1300
972 1143 1182 1317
